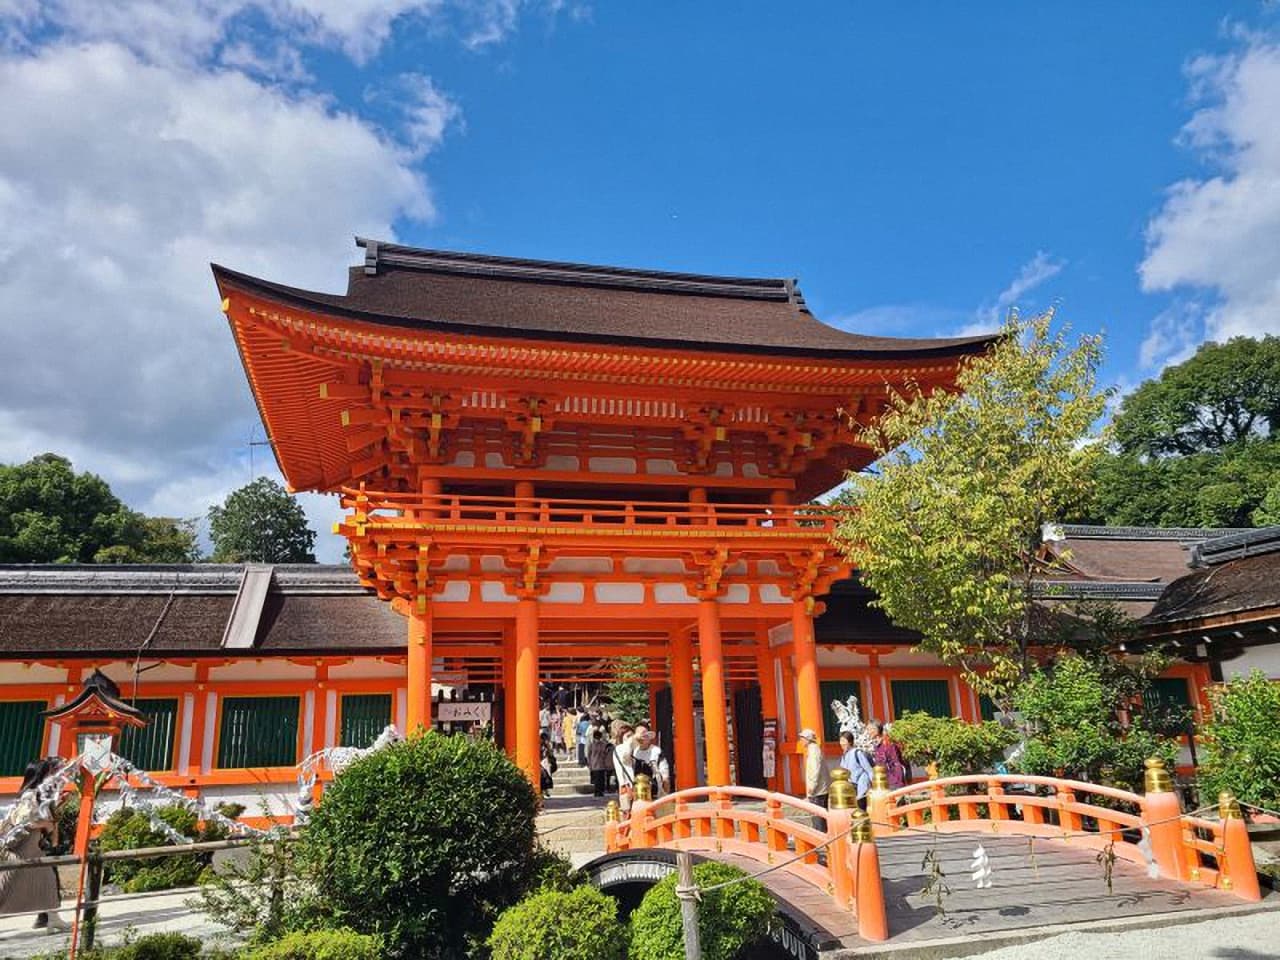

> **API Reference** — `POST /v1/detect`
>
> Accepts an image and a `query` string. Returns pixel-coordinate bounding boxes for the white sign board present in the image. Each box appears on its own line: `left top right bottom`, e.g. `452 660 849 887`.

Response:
437 701 492 723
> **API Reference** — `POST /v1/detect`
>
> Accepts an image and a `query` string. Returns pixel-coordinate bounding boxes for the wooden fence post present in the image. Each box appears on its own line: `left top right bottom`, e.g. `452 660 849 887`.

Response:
675 851 702 960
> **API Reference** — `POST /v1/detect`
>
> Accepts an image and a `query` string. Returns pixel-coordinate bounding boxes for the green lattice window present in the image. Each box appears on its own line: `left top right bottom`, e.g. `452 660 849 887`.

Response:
117 698 179 772
1148 677 1192 711
217 696 300 768
340 694 392 747
0 700 46 777
890 679 951 719
819 680 864 743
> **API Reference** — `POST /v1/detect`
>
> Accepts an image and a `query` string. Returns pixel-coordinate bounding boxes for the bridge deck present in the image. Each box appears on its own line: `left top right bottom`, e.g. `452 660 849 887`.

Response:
719 831 1271 956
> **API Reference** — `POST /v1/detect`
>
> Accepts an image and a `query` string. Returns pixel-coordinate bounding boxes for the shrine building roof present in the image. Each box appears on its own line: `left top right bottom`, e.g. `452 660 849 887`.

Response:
212 238 998 359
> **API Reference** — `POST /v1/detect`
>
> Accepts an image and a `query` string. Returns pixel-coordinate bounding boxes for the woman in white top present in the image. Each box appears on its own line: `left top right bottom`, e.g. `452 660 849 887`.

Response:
612 724 636 812
630 724 671 797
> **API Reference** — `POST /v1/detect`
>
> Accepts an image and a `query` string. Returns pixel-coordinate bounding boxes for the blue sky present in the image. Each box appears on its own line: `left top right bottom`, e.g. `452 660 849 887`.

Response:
1 2 1278 561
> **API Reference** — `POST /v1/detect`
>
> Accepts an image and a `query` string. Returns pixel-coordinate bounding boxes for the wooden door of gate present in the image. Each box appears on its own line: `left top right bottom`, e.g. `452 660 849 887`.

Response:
733 684 765 788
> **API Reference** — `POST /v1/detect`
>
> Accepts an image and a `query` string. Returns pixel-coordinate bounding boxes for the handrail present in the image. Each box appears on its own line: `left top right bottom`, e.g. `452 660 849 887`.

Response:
882 773 1144 808
606 784 889 941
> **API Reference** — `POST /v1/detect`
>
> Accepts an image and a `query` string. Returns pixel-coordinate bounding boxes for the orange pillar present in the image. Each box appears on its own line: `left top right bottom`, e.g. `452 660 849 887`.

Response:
407 602 433 733
515 596 541 792
792 598 823 739
669 630 698 790
502 624 517 758
755 640 780 790
698 598 731 786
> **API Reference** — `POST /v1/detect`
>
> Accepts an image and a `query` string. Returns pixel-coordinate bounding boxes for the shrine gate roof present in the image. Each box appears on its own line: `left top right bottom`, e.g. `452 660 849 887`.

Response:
212 238 997 359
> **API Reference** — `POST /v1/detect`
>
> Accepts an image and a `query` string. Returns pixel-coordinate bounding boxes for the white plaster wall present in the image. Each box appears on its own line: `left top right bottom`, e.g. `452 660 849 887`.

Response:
197 785 296 819
480 555 510 572
329 659 405 680
588 456 637 473
654 583 697 604
0 663 66 684
873 648 945 667
432 581 471 602
209 660 316 682
542 582 585 603
547 556 613 573
624 558 686 575
815 647 870 667
721 585 750 604
1222 643 1280 680
546 455 580 471
645 459 678 475
759 585 789 604
481 581 517 602
595 583 644 603
768 621 792 646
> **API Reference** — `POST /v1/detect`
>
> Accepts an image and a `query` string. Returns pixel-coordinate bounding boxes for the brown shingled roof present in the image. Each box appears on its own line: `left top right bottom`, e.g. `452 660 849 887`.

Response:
212 239 999 359
1144 550 1280 627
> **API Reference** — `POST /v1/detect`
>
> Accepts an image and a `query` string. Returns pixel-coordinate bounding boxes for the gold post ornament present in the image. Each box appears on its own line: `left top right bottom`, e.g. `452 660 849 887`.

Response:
1143 757 1173 793
849 808 874 843
1219 791 1241 820
828 768 857 810
604 800 621 823
870 765 889 791
634 773 653 802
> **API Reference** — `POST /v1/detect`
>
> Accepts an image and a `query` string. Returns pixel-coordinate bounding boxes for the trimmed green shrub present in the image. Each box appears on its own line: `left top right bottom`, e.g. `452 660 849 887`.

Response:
630 861 776 960
112 933 204 960
294 730 539 958
99 803 244 892
888 712 1018 776
488 885 626 960
1198 671 1280 812
238 929 382 960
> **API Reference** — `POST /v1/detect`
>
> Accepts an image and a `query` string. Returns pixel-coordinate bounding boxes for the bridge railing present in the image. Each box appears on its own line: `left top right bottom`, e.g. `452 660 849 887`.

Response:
867 758 1260 901
605 774 889 942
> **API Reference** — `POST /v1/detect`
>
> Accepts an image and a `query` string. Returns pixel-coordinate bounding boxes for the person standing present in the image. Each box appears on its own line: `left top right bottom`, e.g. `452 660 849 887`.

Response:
799 728 830 830
586 728 613 798
867 721 908 788
539 703 552 742
562 708 577 759
612 723 636 813
0 758 70 932
838 731 875 809
630 725 670 798
550 706 566 758
539 733 558 795
575 711 592 766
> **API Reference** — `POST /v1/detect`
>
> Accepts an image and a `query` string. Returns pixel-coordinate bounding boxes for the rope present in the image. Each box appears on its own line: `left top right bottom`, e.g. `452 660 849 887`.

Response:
677 801 1222 895
1240 801 1280 820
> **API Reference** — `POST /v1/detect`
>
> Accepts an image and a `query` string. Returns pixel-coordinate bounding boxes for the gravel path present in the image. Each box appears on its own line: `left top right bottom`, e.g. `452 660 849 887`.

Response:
969 910 1280 960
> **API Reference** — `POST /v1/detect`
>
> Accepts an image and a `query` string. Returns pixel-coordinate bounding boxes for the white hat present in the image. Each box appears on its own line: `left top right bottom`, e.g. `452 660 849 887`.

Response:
798 728 818 742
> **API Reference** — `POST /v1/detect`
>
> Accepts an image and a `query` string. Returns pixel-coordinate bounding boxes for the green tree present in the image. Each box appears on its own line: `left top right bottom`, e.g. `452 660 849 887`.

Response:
629 861 776 960
1083 336 1280 528
604 656 651 724
834 311 1110 702
0 453 199 563
207 477 316 563
1113 336 1280 457
1197 671 1280 812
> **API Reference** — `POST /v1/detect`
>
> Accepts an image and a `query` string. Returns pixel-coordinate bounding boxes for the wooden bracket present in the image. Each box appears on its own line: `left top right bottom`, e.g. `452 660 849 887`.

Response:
695 547 730 600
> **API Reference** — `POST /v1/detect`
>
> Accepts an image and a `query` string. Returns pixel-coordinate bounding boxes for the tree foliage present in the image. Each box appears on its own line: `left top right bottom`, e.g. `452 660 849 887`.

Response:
888 712 1018 776
834 311 1110 701
0 453 199 563
605 656 651 724
1083 336 1280 528
207 477 316 564
1113 336 1280 457
1012 654 1178 791
293 731 540 959
1197 671 1280 812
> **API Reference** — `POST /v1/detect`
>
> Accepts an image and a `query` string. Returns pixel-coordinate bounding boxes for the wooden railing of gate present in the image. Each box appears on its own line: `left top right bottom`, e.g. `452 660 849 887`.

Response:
605 772 889 942
868 758 1260 901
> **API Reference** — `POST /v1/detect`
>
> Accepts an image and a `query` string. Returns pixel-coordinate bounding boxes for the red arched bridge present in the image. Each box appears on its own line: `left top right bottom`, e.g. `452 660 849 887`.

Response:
584 761 1271 959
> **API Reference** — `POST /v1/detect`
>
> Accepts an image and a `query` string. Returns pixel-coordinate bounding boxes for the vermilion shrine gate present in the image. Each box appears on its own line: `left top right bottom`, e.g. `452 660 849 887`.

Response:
215 239 994 792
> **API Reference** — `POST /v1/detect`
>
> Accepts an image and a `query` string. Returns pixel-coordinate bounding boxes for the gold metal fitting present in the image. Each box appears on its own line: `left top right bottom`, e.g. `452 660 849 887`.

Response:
850 808 874 843
829 768 857 809
634 773 653 802
870 765 889 791
604 800 621 823
1143 757 1173 793
1219 791 1241 821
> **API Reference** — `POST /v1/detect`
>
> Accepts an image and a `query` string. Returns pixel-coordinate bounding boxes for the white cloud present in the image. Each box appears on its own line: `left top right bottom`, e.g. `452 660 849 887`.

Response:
974 250 1066 329
1140 35 1280 341
0 41 433 561
1138 300 1204 370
